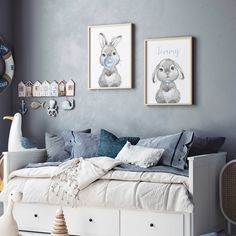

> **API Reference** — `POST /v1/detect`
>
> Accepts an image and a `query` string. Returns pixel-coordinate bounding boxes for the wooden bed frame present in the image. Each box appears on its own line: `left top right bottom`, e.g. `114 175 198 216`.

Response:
2 150 226 236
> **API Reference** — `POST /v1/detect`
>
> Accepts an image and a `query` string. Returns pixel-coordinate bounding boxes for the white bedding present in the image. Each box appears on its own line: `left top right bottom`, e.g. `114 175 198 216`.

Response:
0 159 193 213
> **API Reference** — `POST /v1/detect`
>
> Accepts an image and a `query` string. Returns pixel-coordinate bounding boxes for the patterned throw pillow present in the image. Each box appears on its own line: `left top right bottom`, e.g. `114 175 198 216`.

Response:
116 142 164 168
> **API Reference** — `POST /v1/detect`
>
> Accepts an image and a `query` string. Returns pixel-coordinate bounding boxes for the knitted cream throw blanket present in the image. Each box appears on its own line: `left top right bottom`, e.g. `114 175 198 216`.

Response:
50 157 122 206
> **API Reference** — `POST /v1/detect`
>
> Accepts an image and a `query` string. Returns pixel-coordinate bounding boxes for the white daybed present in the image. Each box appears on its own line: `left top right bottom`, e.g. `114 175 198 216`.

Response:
2 150 226 236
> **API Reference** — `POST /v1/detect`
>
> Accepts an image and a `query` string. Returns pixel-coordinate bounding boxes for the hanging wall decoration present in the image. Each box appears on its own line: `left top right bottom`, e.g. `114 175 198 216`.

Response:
25 81 33 97
47 99 59 117
32 81 42 97
66 80 75 96
18 80 75 98
50 80 59 97
144 36 193 105
58 80 66 96
19 100 28 115
30 101 45 110
88 23 132 89
0 37 14 94
41 81 51 97
62 99 75 110
18 81 26 97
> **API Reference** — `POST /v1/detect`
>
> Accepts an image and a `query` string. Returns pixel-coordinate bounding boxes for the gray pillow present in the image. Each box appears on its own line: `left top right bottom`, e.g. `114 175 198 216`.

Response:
46 129 91 162
73 133 99 158
137 131 194 170
188 136 225 156
45 132 70 162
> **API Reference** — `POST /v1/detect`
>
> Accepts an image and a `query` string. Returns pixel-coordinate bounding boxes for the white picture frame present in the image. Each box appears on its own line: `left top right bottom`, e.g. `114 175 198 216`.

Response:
88 23 132 89
144 36 193 105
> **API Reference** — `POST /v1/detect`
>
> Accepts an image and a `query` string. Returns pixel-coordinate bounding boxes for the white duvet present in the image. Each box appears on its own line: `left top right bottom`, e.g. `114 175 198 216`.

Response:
0 157 193 213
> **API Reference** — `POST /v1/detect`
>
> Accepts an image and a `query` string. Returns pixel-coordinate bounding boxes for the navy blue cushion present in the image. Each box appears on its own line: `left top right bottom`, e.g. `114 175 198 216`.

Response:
138 131 194 170
188 136 225 156
98 129 140 158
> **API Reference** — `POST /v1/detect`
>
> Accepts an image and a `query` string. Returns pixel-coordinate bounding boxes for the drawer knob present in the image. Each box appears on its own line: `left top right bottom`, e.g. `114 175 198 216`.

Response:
89 218 93 222
150 223 154 227
34 214 38 218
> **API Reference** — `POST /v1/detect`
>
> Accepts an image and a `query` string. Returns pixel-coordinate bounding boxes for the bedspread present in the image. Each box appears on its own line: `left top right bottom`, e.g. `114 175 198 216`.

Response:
0 159 193 213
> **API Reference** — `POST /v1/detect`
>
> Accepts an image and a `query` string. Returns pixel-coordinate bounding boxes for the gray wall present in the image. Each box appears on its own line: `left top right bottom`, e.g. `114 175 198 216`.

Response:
12 0 236 159
0 0 12 153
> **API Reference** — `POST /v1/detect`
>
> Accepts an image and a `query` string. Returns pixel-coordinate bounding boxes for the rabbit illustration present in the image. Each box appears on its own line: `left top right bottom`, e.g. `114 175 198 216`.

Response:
99 33 122 87
152 58 184 103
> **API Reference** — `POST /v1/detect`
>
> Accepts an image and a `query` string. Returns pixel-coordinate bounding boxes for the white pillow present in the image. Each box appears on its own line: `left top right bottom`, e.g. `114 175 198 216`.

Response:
116 142 164 168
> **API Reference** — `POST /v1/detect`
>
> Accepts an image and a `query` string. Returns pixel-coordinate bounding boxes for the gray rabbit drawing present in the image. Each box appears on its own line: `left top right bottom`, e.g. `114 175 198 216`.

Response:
152 58 184 103
99 33 122 87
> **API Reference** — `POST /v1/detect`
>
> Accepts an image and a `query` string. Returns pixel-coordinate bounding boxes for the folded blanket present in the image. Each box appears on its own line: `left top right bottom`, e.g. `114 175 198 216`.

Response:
50 157 122 205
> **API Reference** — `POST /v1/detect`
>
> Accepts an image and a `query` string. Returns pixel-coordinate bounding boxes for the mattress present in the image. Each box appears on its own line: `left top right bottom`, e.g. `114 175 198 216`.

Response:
0 166 193 213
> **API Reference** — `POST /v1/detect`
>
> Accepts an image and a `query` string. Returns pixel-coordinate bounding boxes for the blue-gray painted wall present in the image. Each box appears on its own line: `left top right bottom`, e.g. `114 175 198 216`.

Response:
0 0 12 153
12 0 236 159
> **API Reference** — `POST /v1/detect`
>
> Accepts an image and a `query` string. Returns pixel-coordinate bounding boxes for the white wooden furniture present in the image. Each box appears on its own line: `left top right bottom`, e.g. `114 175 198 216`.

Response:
20 232 47 236
2 150 226 236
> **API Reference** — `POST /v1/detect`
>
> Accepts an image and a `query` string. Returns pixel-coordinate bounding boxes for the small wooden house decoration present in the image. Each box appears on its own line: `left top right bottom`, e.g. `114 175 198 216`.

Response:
25 81 33 97
66 80 75 96
58 80 66 96
50 80 59 97
41 81 51 97
18 81 26 97
32 81 42 97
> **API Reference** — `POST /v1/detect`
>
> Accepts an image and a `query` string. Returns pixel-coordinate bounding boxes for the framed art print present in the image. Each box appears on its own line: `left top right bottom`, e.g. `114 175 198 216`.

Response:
144 36 193 105
88 23 132 89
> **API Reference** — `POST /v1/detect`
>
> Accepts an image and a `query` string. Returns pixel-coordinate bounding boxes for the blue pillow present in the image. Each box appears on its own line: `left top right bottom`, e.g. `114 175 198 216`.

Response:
98 129 140 158
137 131 194 170
62 129 91 154
73 133 99 158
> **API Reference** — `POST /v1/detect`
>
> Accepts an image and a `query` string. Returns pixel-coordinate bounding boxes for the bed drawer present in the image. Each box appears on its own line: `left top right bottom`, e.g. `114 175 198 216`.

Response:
64 207 119 236
120 210 184 236
13 203 56 232
13 203 119 236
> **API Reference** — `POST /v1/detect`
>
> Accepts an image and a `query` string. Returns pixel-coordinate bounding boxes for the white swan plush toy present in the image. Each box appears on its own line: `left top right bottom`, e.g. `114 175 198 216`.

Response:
0 190 22 236
3 113 37 151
